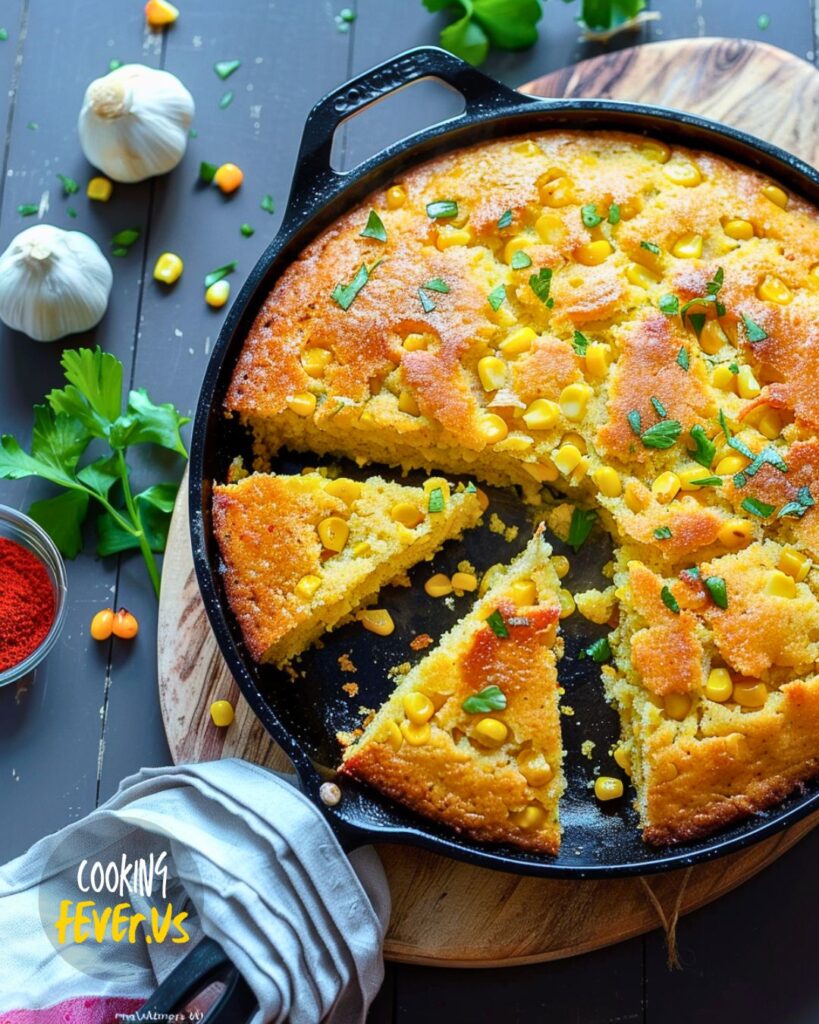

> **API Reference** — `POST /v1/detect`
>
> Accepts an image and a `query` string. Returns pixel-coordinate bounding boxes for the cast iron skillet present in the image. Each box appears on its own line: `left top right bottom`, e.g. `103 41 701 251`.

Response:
188 47 819 881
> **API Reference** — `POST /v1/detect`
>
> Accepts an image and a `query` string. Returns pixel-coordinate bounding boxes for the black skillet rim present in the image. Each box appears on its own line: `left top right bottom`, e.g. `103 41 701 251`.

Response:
189 45 819 878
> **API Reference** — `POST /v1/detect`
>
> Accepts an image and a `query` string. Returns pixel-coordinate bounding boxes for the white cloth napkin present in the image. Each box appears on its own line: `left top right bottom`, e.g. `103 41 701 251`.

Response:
0 759 390 1024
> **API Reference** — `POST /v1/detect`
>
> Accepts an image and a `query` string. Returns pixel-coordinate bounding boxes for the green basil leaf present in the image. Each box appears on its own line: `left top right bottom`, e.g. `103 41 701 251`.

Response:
568 507 596 552
214 59 241 80
660 294 680 315
485 608 510 638
676 346 689 370
661 585 680 614
654 526 672 540
741 496 775 518
689 424 716 469
581 203 602 228
360 209 388 242
511 250 532 269
741 312 768 343
641 420 682 449
462 684 507 714
487 284 506 311
529 267 553 304
704 575 728 609
426 199 459 220
497 209 513 229
607 203 620 225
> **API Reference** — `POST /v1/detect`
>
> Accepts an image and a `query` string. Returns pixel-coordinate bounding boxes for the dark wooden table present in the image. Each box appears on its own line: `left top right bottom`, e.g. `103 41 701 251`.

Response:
1 2 817 1021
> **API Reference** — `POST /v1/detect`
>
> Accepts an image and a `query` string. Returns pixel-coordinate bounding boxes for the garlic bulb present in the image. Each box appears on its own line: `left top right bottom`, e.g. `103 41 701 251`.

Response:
0 225 113 342
78 64 194 183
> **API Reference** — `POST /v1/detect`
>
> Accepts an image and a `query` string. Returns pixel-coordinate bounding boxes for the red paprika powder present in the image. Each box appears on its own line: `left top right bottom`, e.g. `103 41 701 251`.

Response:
0 537 55 672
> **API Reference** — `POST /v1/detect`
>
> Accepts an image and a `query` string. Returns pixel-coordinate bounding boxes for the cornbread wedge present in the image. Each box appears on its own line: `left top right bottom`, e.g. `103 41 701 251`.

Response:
212 472 482 666
341 530 566 854
606 540 819 845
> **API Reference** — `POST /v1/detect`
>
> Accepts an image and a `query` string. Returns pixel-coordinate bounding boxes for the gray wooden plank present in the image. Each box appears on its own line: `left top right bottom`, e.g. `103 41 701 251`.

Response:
0 0 27 212
0 0 161 860
97 0 355 798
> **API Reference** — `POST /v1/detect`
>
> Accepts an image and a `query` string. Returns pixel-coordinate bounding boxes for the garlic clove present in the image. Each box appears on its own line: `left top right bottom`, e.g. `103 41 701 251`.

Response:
0 224 113 342
78 64 194 183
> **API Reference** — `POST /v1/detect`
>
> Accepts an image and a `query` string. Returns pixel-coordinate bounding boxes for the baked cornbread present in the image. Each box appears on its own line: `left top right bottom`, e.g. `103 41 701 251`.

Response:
222 127 819 845
212 472 482 665
341 530 566 853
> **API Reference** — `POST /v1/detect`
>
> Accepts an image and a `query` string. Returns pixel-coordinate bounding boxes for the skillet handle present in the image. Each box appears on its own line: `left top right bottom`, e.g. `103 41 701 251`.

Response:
285 45 533 216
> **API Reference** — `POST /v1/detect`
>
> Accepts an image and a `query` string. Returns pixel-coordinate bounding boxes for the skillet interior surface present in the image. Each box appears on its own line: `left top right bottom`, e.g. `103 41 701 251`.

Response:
190 47 819 877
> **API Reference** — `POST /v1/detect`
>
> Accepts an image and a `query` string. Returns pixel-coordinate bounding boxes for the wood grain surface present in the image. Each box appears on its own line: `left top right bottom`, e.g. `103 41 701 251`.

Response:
157 36 819 967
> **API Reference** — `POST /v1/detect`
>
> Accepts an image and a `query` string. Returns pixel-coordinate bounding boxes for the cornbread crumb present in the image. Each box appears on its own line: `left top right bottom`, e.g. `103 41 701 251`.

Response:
581 740 596 760
457 559 476 575
338 653 357 673
575 586 616 625
342 681 359 697
560 705 575 717
410 633 434 651
546 504 574 543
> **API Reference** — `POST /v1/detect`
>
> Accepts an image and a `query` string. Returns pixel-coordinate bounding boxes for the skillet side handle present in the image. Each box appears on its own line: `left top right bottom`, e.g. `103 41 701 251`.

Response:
130 936 257 1024
284 45 534 218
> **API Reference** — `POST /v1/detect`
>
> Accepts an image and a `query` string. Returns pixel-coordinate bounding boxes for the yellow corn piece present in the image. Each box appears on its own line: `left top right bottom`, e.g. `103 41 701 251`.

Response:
478 413 509 444
757 274 792 305
403 692 435 725
152 251 183 285
651 471 681 504
575 240 613 266
451 571 478 592
664 693 691 720
318 516 349 552
717 518 753 550
705 667 733 703
765 570 797 598
294 574 322 600
391 502 423 528
585 342 612 379
664 160 702 186
723 218 754 240
360 609 395 636
671 233 703 259
592 466 622 498
559 382 593 421
733 680 767 708
762 183 788 209
324 477 361 505
478 356 507 391
778 547 811 582
386 185 406 209
425 573 453 598
473 718 508 747
594 776 624 801
286 392 317 417
86 176 113 202
518 749 553 787
500 326 536 356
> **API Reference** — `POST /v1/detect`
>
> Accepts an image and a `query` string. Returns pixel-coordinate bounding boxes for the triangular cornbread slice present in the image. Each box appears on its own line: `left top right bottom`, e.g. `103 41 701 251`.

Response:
605 540 819 845
341 529 566 854
212 472 482 666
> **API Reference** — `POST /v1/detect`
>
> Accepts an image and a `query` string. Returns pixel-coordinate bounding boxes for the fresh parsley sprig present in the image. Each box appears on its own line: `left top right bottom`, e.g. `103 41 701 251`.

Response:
0 348 189 596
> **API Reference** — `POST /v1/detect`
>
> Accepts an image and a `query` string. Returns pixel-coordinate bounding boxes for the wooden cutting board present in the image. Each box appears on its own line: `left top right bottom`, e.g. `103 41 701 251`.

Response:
158 37 819 967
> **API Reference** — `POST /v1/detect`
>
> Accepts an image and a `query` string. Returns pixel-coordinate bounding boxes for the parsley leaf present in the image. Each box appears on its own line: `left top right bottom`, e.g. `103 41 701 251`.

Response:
641 420 682 449
497 209 513 229
214 59 241 80
660 295 681 316
427 486 445 513
487 284 506 311
607 203 620 225
57 173 79 196
429 0 543 66
423 278 450 293
687 312 706 339
485 608 510 638
200 160 218 183
689 424 716 469
572 330 589 356
568 507 596 552
654 526 672 540
360 209 387 242
651 396 667 419
204 261 237 289
261 194 275 214
462 684 507 713
741 312 768 343
418 288 436 314
777 486 814 519
627 409 642 436
677 346 689 370
581 203 602 228
741 496 775 518
426 199 458 220
529 267 553 304
640 240 661 254
704 575 728 609
661 586 680 614
582 636 612 663
689 476 722 487
331 261 380 310
511 250 532 269
578 0 648 32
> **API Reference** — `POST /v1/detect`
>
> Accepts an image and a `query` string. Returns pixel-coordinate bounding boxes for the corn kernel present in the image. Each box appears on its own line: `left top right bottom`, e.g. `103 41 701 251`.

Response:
478 355 507 392
652 471 681 504
765 569 797 598
500 326 536 356
510 578 537 606
503 235 531 264
451 571 478 592
551 555 570 579
664 693 691 720
736 365 761 399
403 332 430 351
715 454 747 475
479 563 505 597
626 263 661 289
403 692 435 725
209 699 234 727
539 176 574 207
585 342 613 379
592 466 622 498
377 719 403 750
671 233 703 259
726 733 750 760
513 139 540 156
698 319 729 355
810 262 819 286
664 160 702 186
762 183 788 209
398 389 420 416
523 461 559 482
360 609 395 636
535 212 564 244
286 392 317 417
352 541 371 557
711 365 737 392
705 667 733 702
302 347 332 377
723 218 754 240
386 185 406 209
678 467 708 491
205 279 230 307
86 176 113 202
757 274 792 305
624 482 649 513
571 456 591 483
325 477 361 505
474 717 508 747
575 239 614 266
558 589 575 619
511 804 548 829
779 547 811 582
559 382 593 421
318 516 349 552
718 518 753 550
294 573 322 600
391 502 423 528
518 749 553 787
594 776 624 801
478 413 509 444
522 398 560 431
153 251 183 285
754 408 781 440
436 225 472 250
641 140 671 163
614 745 631 775
400 720 431 745
425 573 453 598
553 443 583 476
145 0 179 27
733 680 767 708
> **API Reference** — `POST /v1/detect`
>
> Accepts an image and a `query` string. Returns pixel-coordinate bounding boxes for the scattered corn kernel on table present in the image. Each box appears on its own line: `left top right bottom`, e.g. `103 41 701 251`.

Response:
1 2 818 1021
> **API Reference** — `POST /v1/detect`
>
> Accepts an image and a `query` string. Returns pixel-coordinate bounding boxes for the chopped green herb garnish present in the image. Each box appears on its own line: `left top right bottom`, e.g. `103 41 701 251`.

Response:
331 261 378 311
607 203 620 225
689 476 722 487
487 284 506 311
651 396 667 419
17 203 38 217
219 90 234 109
627 409 642 436
741 312 768 343
728 435 754 459
418 288 436 314
683 566 701 580
214 59 241 80
462 684 507 713
57 173 79 196
572 330 589 356
66 206 77 218
660 295 680 316
510 250 532 270
426 200 458 220
728 362 740 374
741 496 775 518
199 161 218 183
360 209 387 242
109 58 122 71
661 585 680 614
204 260 237 289
423 278 450 293
677 346 689 371
427 486 445 513
641 420 682 449
757 13 770 29
0 28 8 41
529 267 553 304
719 409 731 441
704 575 728 609
261 194 275 214
689 424 716 469
111 228 140 249
485 609 510 639
707 267 725 296
27 121 38 131
745 446 788 478
568 507 596 553
640 240 661 255
240 223 254 237
582 636 612 663
688 312 707 338
778 486 814 519
111 247 129 258
581 204 602 228
497 209 513 229
654 526 673 540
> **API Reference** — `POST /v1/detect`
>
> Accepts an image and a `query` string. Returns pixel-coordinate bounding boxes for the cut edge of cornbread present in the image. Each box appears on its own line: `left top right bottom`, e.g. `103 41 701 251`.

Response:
341 528 566 854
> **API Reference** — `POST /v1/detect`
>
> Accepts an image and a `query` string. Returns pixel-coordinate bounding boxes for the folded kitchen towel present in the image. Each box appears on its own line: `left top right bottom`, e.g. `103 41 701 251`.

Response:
0 758 390 1024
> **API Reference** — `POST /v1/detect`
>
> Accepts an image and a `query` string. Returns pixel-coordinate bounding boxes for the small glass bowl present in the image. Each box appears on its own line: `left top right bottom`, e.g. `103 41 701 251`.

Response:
0 504 68 687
